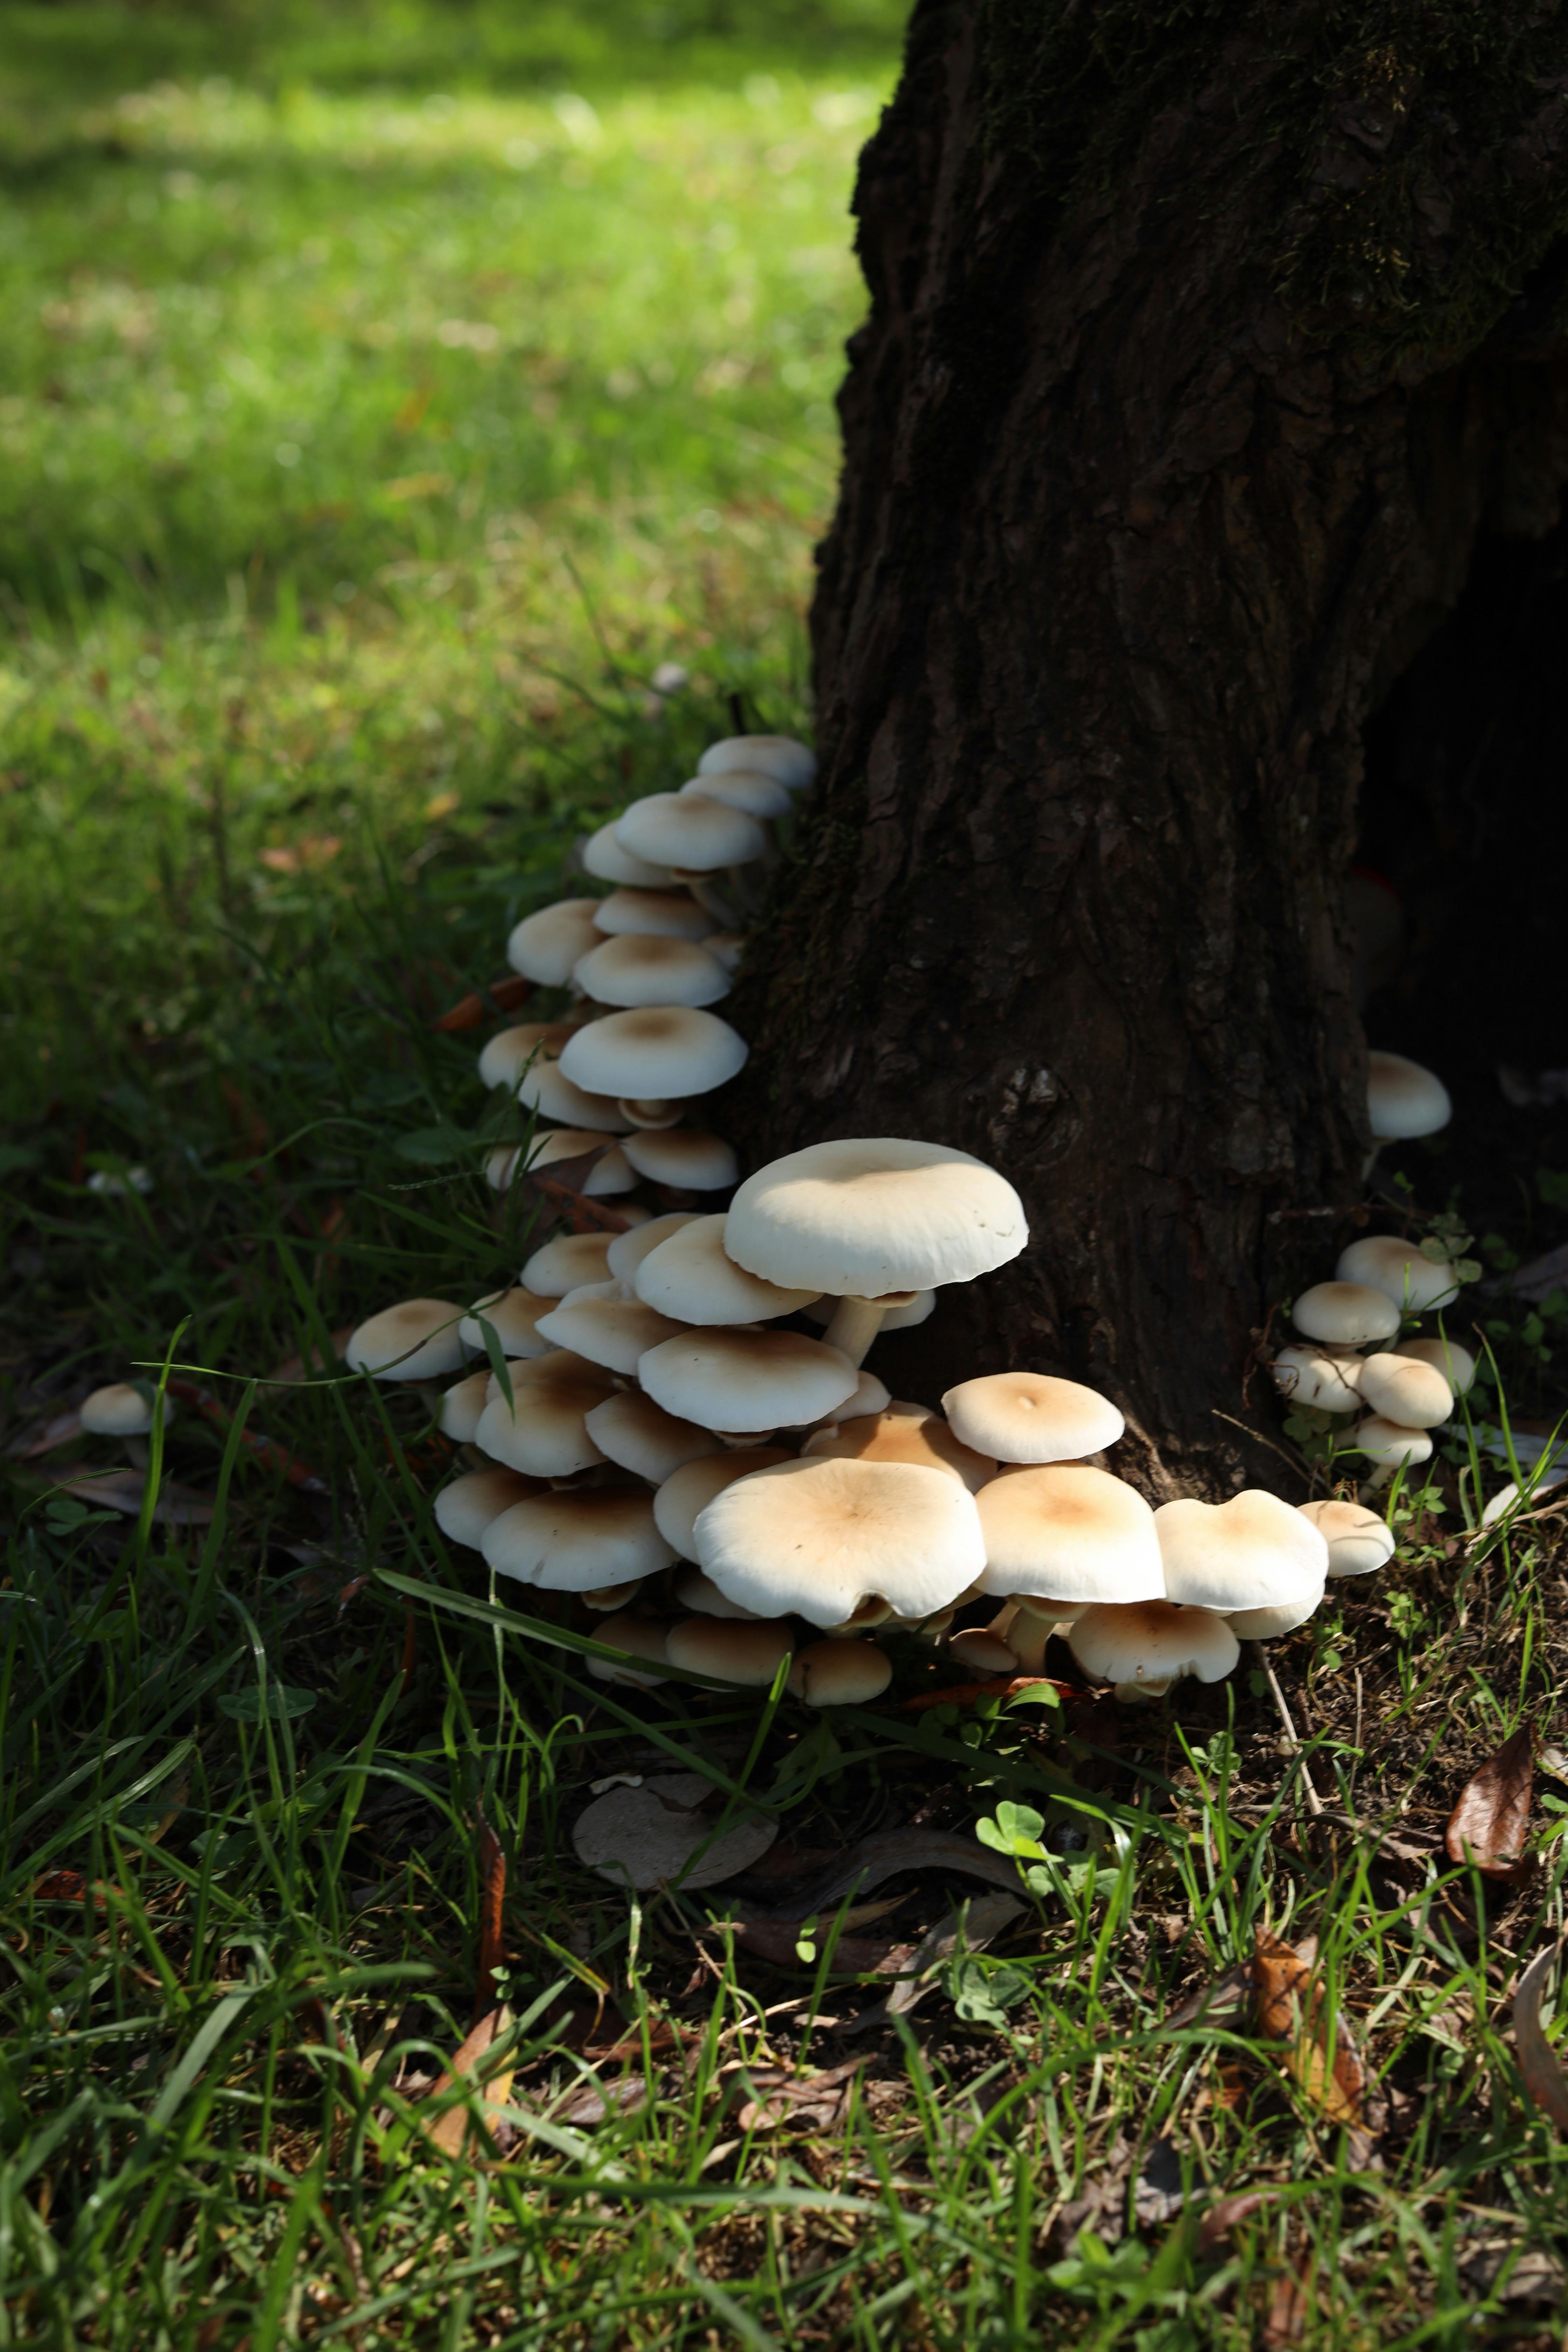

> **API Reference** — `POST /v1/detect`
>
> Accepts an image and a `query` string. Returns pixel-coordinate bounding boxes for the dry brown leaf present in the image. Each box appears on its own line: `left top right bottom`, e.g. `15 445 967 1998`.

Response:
474 1812 506 2026
1253 1932 1367 2132
1261 2249 1313 2346
420 2003 515 2160
52 1465 216 1526
1197 2188 1282 2251
1513 1941 1568 2134
433 974 532 1032
1446 1723 1536 1882
12 1406 84 1458
735 2056 867 2134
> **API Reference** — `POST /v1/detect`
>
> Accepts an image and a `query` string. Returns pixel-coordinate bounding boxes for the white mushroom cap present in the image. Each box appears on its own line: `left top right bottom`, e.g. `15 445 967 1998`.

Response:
1227 1591 1325 1639
621 1128 740 1191
584 1612 671 1690
477 1021 576 1091
79 1382 171 1437
559 1008 748 1100
521 1231 616 1297
805 1289 935 1333
694 1454 987 1626
634 1214 820 1325
474 1352 616 1477
616 791 768 873
586 1390 726 1483
704 932 747 975
725 1138 1028 1297
1268 1343 1364 1415
519 1129 636 1195
516 1058 632 1134
1154 1491 1329 1613
346 1299 466 1381
1291 1281 1401 1346
460 1287 555 1358
801 1402 993 1493
437 1368 492 1443
482 1485 676 1590
1386 1334 1477 1395
681 767 791 820
947 1628 1022 1676
1367 1051 1451 1140
1335 1234 1460 1313
818 1367 894 1422
1296 1498 1396 1577
653 1447 793 1559
1068 1600 1239 1693
434 1464 545 1549
536 1289 690 1377
1353 1416 1433 1468
672 1565 764 1619
977 1465 1165 1602
639 1326 856 1433
506 898 604 986
1356 1352 1453 1428
605 1211 701 1282
580 820 673 890
571 933 732 1010
696 734 816 792
592 887 714 941
665 1616 794 1686
788 1639 893 1706
943 1372 1124 1464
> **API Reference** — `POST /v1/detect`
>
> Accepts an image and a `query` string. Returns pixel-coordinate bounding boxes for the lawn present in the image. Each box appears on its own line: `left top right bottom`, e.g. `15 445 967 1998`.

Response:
5 5 1568 2348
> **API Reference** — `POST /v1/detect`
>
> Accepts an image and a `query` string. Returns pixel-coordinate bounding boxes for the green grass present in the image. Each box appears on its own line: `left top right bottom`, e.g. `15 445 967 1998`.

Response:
6 5 1568 2347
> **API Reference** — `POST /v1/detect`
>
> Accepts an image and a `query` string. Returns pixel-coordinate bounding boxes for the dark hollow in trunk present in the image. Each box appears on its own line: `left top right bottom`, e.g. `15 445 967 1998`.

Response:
726 0 1568 1496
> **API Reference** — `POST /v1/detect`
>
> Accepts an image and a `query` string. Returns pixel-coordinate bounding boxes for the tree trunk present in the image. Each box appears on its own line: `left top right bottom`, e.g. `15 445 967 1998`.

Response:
727 0 1568 1497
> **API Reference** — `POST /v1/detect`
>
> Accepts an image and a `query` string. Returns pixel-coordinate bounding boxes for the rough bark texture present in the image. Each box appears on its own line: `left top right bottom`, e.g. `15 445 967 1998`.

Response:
726 0 1568 1497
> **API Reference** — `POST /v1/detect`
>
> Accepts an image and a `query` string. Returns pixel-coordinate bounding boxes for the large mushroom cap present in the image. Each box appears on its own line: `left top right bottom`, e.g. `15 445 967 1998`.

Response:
665 1616 795 1686
1336 1234 1460 1314
1292 1281 1401 1347
1367 1050 1451 1140
977 1465 1164 1602
1297 1497 1397 1576
460 1287 555 1358
696 734 817 792
943 1372 1124 1463
639 1326 857 1433
1268 1343 1364 1415
535 1288 690 1377
1155 1491 1329 1613
1068 1600 1239 1693
1356 1351 1453 1428
616 791 768 872
580 819 673 890
482 1486 676 1591
516 1058 631 1134
634 1213 820 1325
473 1351 616 1477
585 1390 727 1483
506 898 603 986
621 1128 739 1191
788 1638 893 1707
653 1447 793 1558
682 768 791 819
572 933 732 1010
435 1465 546 1549
80 1382 170 1437
694 1454 987 1626
726 1137 1027 1297
559 1008 748 1100
592 887 714 941
802 1402 993 1492
346 1299 465 1381
521 1231 616 1297
477 1020 576 1091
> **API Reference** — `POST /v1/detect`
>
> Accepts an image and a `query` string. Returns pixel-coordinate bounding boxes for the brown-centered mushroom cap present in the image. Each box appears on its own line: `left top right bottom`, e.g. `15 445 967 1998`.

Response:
1386 1334 1477 1394
672 1565 764 1620
1291 1281 1401 1347
1155 1491 1329 1614
584 1611 673 1690
943 1372 1124 1464
435 1465 546 1550
1366 1050 1451 1140
580 819 674 891
1336 1234 1461 1314
694 1454 987 1627
696 734 817 792
535 1288 690 1376
664 1616 794 1686
1297 1498 1396 1576
516 1058 632 1134
571 932 732 1009
634 1214 820 1325
606 1211 702 1282
726 1137 1027 1297
977 1465 1164 1602
482 1485 676 1590
506 898 604 986
1353 1416 1434 1467
652 1447 793 1558
638 1326 856 1433
681 766 792 819
79 1382 171 1437
559 1007 749 1101
460 1287 555 1358
787 1639 893 1706
620 1128 740 1191
1068 1600 1239 1695
615 791 769 872
1355 1352 1453 1428
436 1368 492 1443
473 1351 617 1477
521 1231 617 1297
801 1402 993 1493
586 1390 727 1483
477 1021 577 1091
346 1299 466 1381
517 1129 636 1195
592 887 715 941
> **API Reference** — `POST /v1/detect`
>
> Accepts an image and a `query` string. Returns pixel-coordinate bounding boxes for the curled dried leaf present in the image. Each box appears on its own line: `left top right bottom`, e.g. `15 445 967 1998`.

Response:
1513 1942 1568 2134
1446 1723 1536 1882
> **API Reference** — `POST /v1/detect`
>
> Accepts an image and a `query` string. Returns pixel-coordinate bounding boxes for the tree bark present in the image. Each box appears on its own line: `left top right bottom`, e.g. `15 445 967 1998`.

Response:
727 0 1568 1496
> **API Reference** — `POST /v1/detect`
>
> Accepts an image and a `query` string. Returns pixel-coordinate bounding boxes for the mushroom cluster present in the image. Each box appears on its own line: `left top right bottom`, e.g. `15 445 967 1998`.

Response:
476 733 815 1213
1268 1053 1477 1492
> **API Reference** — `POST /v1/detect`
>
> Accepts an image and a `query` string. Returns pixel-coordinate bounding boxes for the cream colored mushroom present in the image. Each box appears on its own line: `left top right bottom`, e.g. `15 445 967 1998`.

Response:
472 1351 617 1477
506 898 604 985
79 1382 172 1438
665 1616 794 1686
1296 1497 1396 1576
434 1465 546 1549
520 1231 617 1297
638 1326 857 1434
482 1485 676 1590
1291 1282 1401 1347
1269 1343 1364 1415
801 1402 993 1492
944 1373 1124 1463
460 1287 555 1358
693 1454 987 1627
1355 1352 1453 1428
1336 1234 1461 1314
346 1300 466 1381
634 1214 820 1325
1068 1600 1239 1702
620 1129 740 1191
1154 1491 1328 1616
977 1465 1164 1602
787 1639 893 1706
652 1447 794 1560
585 1391 727 1484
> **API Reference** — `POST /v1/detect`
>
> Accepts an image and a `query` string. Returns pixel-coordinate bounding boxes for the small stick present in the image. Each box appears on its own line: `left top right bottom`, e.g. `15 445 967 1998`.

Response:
1254 1644 1325 1819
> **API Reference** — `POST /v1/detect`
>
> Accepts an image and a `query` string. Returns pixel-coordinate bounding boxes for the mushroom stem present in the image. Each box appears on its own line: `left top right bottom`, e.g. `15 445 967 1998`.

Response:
617 1098 685 1129
821 1291 920 1369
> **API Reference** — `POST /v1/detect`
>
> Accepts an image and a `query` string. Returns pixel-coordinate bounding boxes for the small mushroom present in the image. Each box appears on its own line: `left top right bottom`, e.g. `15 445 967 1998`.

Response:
460 1288 555 1358
634 1214 820 1325
521 1231 617 1297
1068 1600 1239 1702
638 1326 857 1435
944 1373 1124 1464
1355 1351 1453 1428
572 933 732 1011
1290 1281 1401 1348
584 1612 674 1690
652 1447 794 1559
79 1382 172 1438
435 1465 546 1549
534 1287 690 1376
788 1639 893 1706
436 1368 492 1443
346 1299 467 1381
947 1627 1021 1676
1385 1334 1477 1395
1268 1343 1364 1414
515 1058 632 1133
615 791 769 874
586 1391 727 1483
673 1565 764 1620
696 734 817 793
558 1008 749 1101
477 1021 576 1091
519 1129 637 1195
620 1128 740 1191
665 1616 795 1686
473 1351 617 1477
802 1401 993 1492
605 1210 702 1282
978 1465 1165 1602
482 1484 677 1590
681 767 792 820
1336 1234 1461 1314
1366 1050 1451 1140
505 898 604 986
580 820 674 890
1353 1416 1434 1475
591 887 715 941
1155 1491 1328 1616
1296 1498 1396 1577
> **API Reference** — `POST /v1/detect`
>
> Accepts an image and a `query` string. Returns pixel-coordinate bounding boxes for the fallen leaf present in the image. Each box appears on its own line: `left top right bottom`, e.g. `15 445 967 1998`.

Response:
1198 2188 1282 2251
556 2076 646 2126
1446 1723 1536 1882
1261 2249 1313 2346
51 1465 215 1525
1161 1964 1252 2032
474 1812 506 2025
433 975 532 1032
736 2056 867 2133
31 1870 123 1907
12 1407 84 1458
572 1773 777 1891
420 2004 514 2160
1513 1941 1568 2133
1253 1931 1366 2132
774 1827 1029 1922
845 1893 1026 2033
